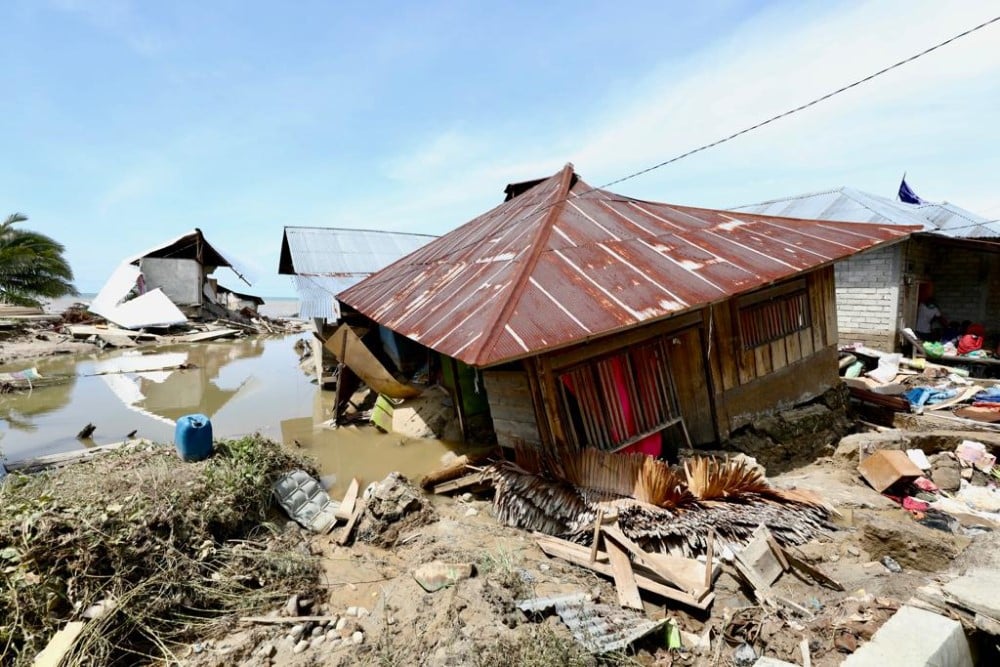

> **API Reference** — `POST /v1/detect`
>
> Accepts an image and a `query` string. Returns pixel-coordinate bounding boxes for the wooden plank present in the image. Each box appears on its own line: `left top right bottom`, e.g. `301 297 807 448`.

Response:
753 343 772 377
808 272 825 353
769 337 787 372
822 267 838 347
784 551 844 591
488 403 539 424
433 472 489 495
548 311 703 371
589 509 604 563
799 326 815 358
785 327 802 365
534 534 714 611
324 324 420 399
704 530 715 590
337 500 366 546
335 478 360 520
603 525 707 596
33 621 85 667
605 537 644 610
8 439 154 473
490 417 542 443
740 526 783 587
712 305 740 391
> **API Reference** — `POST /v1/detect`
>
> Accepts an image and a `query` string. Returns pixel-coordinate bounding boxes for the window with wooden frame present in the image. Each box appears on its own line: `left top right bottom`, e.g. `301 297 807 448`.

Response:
554 336 683 452
737 279 811 349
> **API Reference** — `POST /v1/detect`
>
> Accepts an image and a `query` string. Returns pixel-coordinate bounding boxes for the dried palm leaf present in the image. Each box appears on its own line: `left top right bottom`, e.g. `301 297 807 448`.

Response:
684 456 771 501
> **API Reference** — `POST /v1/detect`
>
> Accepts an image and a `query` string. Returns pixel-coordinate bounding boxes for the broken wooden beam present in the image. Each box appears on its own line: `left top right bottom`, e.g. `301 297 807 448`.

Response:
605 536 643 610
534 533 714 612
337 500 366 546
602 524 709 598
432 471 491 495
335 478 360 521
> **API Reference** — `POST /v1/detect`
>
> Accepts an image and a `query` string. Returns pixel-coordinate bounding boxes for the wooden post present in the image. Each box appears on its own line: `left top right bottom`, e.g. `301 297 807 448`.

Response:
589 508 604 563
704 529 715 589
332 327 348 425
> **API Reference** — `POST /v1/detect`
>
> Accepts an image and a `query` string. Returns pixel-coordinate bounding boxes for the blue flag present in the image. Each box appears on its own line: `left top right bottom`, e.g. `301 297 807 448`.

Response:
898 176 924 205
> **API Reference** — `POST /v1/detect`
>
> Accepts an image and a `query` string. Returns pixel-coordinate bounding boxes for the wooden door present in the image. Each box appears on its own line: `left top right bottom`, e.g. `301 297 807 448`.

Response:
665 327 716 446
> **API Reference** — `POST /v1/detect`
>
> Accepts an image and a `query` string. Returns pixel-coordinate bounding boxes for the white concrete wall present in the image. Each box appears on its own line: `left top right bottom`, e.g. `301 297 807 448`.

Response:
139 258 202 306
834 244 902 350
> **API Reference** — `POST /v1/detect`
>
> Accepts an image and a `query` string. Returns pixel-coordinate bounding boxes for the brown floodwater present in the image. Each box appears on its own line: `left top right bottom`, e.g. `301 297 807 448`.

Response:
0 334 471 496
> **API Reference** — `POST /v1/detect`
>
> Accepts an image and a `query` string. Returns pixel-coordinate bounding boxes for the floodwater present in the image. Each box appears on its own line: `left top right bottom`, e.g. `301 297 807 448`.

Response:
0 334 471 497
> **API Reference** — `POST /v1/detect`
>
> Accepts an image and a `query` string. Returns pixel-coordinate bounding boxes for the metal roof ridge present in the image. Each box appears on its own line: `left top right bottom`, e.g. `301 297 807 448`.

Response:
472 163 577 366
282 225 438 238
730 186 848 210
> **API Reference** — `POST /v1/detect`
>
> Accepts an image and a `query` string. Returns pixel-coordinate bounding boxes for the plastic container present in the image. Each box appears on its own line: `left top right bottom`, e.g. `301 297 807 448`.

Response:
174 414 214 462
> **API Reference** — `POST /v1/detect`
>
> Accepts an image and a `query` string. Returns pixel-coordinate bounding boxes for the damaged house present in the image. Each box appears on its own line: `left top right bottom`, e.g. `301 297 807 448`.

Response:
336 165 915 461
278 226 436 323
733 187 1000 351
91 229 259 329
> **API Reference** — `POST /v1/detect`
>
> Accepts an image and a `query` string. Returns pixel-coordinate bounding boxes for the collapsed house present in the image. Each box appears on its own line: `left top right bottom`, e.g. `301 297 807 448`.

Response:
336 165 915 456
733 187 1000 351
91 229 260 329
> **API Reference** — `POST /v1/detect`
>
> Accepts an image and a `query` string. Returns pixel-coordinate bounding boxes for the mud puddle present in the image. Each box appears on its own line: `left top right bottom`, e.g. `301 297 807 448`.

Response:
1 334 468 493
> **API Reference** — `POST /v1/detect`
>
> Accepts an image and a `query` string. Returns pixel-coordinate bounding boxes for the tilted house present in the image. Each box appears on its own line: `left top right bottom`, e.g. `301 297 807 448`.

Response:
733 187 1000 350
338 165 914 455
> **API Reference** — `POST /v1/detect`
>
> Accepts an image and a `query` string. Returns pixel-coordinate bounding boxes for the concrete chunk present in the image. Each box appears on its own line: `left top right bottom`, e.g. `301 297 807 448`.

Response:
943 569 1000 620
842 605 971 667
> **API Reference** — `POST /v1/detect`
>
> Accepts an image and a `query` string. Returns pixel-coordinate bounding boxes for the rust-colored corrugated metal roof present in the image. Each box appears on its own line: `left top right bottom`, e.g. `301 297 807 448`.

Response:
338 164 917 368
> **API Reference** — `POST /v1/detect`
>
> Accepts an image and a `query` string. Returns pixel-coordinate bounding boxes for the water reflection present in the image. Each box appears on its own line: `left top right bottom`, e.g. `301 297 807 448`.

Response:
1 335 475 494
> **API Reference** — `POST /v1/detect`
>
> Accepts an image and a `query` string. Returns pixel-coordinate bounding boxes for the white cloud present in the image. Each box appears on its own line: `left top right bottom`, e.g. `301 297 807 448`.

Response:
360 1 1000 228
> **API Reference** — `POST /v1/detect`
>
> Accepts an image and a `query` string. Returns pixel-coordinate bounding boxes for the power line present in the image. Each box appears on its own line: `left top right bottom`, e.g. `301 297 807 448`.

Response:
596 14 1000 192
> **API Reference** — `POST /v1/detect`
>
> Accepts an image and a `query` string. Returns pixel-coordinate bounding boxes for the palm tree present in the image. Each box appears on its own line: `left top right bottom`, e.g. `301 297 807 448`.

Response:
0 213 77 308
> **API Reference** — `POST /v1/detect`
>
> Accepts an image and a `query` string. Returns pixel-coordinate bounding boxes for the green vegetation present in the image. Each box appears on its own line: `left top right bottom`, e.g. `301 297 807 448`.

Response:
0 435 320 665
0 213 76 308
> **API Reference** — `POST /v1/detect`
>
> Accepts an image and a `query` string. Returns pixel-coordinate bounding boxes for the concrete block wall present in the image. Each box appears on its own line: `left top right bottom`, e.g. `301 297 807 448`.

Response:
930 245 1000 333
834 245 902 350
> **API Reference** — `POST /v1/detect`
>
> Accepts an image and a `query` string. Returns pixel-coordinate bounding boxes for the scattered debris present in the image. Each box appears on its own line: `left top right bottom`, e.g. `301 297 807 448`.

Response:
841 605 972 667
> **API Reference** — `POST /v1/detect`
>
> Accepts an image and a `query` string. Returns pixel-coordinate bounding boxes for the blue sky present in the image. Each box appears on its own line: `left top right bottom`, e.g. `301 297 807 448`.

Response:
3 1 999 297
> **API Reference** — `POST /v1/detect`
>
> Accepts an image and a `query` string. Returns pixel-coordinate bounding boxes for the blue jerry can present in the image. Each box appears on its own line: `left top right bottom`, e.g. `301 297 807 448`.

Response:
174 414 214 462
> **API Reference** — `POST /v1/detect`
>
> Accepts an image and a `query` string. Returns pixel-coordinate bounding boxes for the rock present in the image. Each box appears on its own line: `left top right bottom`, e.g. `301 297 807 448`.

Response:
311 625 325 638
847 545 861 557
861 514 970 572
310 635 325 649
881 556 902 573
326 628 340 640
258 642 277 658
346 606 359 617
298 597 313 610
459 492 473 502
336 617 349 631
284 594 299 617
293 640 309 654
351 631 364 645
413 561 476 592
464 507 478 517
193 643 204 654
931 460 962 493
290 624 305 640
835 630 858 653
328 637 343 648
356 606 369 617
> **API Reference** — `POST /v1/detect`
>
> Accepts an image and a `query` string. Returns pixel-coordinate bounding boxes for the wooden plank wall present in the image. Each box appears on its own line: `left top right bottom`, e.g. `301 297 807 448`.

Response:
482 369 543 449
707 266 839 438
711 267 836 392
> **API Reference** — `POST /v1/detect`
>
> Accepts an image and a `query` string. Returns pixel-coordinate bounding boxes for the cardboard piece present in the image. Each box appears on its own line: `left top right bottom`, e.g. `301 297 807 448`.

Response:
858 450 923 493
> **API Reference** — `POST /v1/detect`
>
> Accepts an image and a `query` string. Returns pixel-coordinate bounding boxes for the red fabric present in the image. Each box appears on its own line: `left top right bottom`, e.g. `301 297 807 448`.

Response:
914 477 938 493
903 496 930 512
958 334 984 355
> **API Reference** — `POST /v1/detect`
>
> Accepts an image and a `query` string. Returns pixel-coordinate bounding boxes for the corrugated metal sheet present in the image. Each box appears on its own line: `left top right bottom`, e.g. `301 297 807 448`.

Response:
517 593 668 654
339 165 916 368
280 227 436 320
732 186 1000 239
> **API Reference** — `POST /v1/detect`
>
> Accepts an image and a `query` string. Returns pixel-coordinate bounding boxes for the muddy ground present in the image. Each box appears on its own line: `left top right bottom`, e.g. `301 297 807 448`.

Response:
178 446 1000 667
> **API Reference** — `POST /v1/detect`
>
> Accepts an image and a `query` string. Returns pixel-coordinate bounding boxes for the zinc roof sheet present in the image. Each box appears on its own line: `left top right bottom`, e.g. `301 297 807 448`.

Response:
732 187 1000 239
338 165 916 368
279 226 436 278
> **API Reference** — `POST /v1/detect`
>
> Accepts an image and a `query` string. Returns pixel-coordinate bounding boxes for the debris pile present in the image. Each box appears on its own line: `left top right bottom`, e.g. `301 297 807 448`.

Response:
487 447 833 556
856 437 1000 535
0 435 321 666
